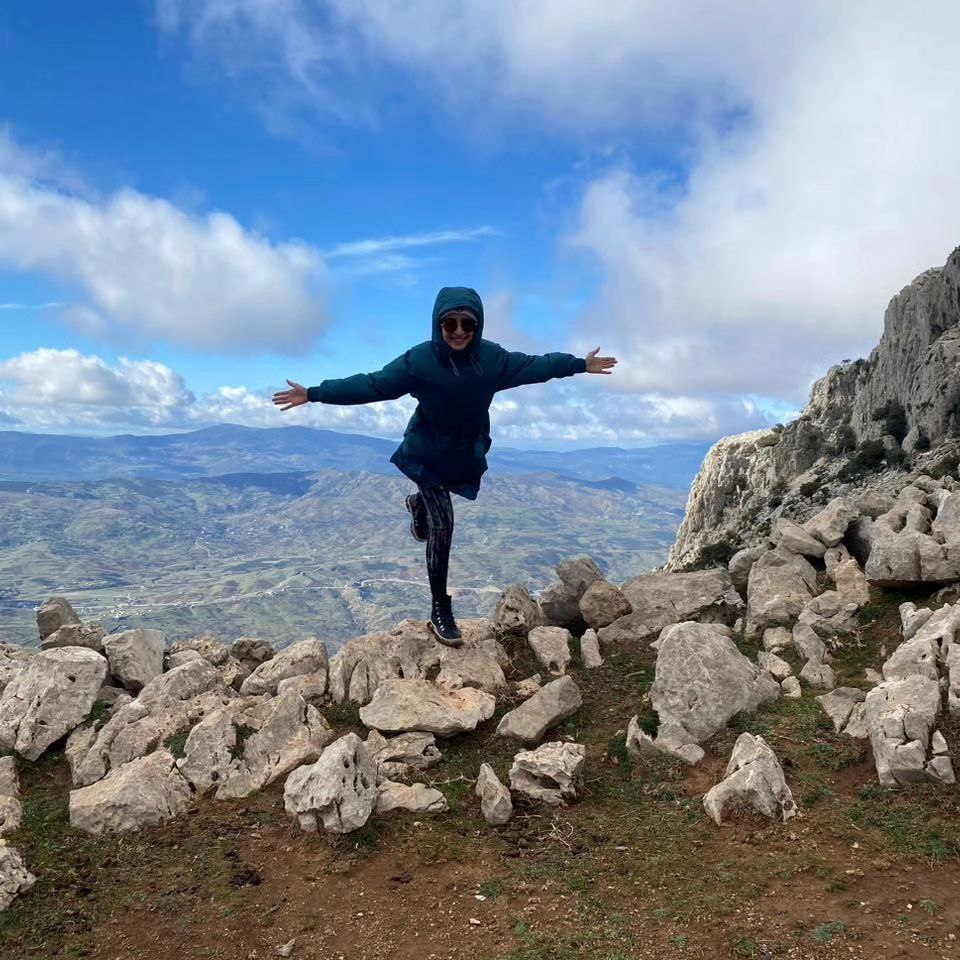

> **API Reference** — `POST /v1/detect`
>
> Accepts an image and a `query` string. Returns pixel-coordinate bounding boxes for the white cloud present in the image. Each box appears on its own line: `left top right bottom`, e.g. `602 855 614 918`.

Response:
0 348 195 430
0 134 329 353
325 226 498 259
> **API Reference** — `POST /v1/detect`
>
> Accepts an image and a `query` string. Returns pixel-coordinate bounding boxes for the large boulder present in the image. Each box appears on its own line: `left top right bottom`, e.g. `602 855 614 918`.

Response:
36 596 81 641
435 636 508 693
865 676 953 786
578 581 632 630
495 676 582 744
42 623 106 653
556 556 604 599
239 638 328 697
358 679 495 736
771 518 826 558
66 658 230 788
744 546 817 637
69 750 193 834
619 568 744 630
728 546 766 597
0 843 36 911
0 647 108 761
493 584 542 637
509 741 585 806
283 733 378 834
703 733 797 825
803 497 859 547
103 628 165 692
651 622 780 744
0 644 31 697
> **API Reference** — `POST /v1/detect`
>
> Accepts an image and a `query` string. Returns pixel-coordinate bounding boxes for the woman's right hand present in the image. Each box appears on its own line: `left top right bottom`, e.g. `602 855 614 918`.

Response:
272 379 309 411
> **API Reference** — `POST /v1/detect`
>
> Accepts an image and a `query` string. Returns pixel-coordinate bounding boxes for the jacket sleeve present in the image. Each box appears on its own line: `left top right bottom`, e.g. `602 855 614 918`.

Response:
307 352 416 405
494 348 587 391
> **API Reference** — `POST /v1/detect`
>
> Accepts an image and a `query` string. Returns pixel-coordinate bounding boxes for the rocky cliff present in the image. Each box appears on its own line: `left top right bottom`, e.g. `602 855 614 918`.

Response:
669 246 960 570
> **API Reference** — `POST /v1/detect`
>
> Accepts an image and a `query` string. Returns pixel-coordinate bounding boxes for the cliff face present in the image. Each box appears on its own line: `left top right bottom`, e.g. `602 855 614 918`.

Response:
669 246 960 570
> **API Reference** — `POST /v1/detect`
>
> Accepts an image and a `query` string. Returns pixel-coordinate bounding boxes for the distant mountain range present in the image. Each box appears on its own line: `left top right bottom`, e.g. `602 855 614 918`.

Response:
0 425 710 650
0 425 710 489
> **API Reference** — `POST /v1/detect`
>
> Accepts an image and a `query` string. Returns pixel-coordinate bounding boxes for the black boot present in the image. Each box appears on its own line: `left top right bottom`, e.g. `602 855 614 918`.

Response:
429 594 462 647
405 493 428 543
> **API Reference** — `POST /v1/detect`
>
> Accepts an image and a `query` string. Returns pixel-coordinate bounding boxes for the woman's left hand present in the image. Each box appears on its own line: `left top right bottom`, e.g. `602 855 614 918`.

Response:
585 347 617 375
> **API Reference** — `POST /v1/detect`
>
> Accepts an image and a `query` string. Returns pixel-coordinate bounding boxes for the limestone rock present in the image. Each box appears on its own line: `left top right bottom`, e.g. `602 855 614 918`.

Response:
231 636 275 674
527 626 572 676
435 636 508 693
276 672 328 704
169 635 230 666
899 602 934 640
538 581 586 632
762 627 792 653
495 676 582 744
772 518 826 558
703 733 797 825
0 647 108 761
509 741 585 806
103 628 165 692
475 763 512 825
745 547 817 636
618 568 743 635
817 688 866 732
494 584 542 637
803 498 858 547
358 679 495 736
578 581 632 630
865 675 951 786
0 843 36 911
799 660 836 690
376 780 448 814
69 750 193 834
881 636 940 682
729 546 765 596
240 638 328 697
283 733 377 834
66 658 230 788
42 623 106 653
792 623 827 664
650 622 780 744
36 595 81 641
580 629 603 669
781 676 802 699
0 757 22 837
327 619 442 705
757 651 792 682
514 674 542 698
556 556 604 600
0 645 31 698
626 716 705 766
844 701 870 739
213 692 333 800
364 730 442 781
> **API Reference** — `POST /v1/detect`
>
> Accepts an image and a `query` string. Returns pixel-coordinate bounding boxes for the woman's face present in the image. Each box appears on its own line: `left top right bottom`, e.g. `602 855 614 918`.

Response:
440 310 476 351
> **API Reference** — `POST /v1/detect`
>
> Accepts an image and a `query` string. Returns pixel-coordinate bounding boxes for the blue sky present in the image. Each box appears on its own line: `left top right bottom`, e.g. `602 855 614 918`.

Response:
1 2 958 446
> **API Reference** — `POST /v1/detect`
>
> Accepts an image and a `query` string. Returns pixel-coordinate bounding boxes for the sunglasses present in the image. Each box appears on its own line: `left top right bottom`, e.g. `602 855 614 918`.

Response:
441 315 477 335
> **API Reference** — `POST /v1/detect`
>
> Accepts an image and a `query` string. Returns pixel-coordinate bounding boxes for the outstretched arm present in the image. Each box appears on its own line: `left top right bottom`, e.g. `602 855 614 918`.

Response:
273 352 416 410
496 345 617 390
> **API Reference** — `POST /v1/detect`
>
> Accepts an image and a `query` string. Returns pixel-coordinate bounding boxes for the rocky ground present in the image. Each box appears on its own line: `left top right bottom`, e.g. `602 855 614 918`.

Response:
3 577 960 959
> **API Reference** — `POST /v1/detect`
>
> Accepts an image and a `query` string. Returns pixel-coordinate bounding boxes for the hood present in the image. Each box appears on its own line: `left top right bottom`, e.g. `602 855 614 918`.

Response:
431 287 485 363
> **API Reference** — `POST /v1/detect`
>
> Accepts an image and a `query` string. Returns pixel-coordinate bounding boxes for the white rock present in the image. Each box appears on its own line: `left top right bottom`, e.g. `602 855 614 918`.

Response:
240 639 328 697
358 679 495 736
882 636 941 682
283 733 377 834
803 497 858 547
0 757 22 837
36 595 82 640
493 584 543 637
817 688 866 732
762 627 793 653
69 750 193 834
844 701 869 739
799 660 836 690
103 628 165 692
579 630 603 669
495 676 582 744
745 547 817 637
772 518 826 558
899 602 934 641
42 623 106 653
0 842 36 910
650 622 780 744
703 733 796 825
169 635 231 666
376 780 448 814
0 647 108 761
578 581 632 630
781 676 802 699
527 626 572 676
435 637 508 693
792 623 827 664
514 674 542 698
626 716 704 766
475 763 512 825
364 730 442 781
757 651 792 682
509 741 585 806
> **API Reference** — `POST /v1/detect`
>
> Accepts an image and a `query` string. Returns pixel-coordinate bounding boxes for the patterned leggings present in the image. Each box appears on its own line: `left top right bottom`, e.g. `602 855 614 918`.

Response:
416 484 455 600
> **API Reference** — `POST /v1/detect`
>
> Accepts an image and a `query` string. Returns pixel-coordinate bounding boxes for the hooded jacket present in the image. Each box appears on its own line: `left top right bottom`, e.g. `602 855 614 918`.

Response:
306 287 587 499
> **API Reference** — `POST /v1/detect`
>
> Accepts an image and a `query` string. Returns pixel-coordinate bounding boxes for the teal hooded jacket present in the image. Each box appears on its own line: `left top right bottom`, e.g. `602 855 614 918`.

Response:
306 287 587 499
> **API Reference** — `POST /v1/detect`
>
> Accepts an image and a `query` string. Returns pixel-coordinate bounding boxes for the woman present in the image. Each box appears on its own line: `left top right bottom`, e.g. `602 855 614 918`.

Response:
273 286 616 647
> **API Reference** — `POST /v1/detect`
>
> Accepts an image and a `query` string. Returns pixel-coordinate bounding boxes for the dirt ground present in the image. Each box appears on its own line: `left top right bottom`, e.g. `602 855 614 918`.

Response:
4 586 960 960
